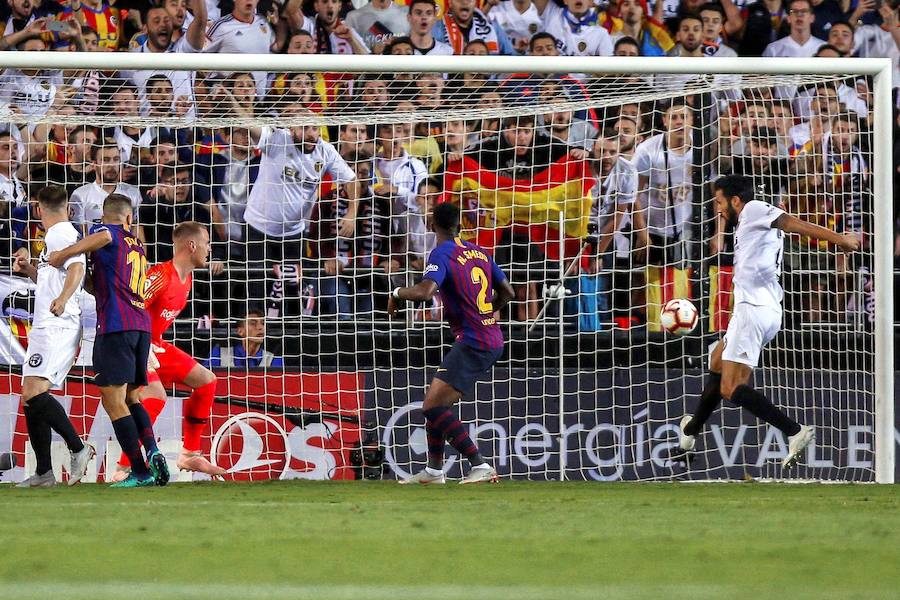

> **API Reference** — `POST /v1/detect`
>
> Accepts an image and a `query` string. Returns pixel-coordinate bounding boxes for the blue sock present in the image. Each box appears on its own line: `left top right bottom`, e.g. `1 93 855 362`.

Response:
129 403 160 455
111 416 149 477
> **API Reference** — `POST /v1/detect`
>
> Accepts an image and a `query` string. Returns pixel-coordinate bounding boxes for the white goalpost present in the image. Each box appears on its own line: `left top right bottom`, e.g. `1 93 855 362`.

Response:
0 53 892 484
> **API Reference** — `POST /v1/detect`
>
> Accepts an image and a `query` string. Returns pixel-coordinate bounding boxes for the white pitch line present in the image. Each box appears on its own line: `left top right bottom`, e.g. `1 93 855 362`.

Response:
2 581 882 600
0 582 744 600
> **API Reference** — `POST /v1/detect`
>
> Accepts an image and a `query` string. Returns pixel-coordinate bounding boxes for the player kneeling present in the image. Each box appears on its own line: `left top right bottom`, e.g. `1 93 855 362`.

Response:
112 222 225 481
389 204 515 484
678 175 858 469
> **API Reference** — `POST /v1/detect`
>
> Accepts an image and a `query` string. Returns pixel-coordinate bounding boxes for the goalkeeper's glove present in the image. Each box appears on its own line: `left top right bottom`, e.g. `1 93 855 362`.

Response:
147 343 164 372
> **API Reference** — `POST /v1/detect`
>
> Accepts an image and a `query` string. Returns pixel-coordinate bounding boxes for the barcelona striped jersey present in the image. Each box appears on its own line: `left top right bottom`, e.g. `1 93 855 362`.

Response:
59 2 129 51
89 223 151 335
423 237 506 351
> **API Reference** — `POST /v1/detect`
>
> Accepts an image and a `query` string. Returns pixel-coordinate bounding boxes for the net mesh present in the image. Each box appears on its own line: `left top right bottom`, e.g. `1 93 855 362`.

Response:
0 65 879 483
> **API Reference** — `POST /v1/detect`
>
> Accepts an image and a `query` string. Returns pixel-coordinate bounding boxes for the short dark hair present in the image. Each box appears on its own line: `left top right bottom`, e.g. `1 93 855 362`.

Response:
502 114 535 129
91 138 119 161
433 202 460 233
67 125 95 145
408 0 436 12
385 36 413 54
677 12 703 29
829 19 854 32
698 3 725 18
529 31 557 51
418 176 442 193
814 43 844 57
37 186 68 212
613 36 640 54
714 175 755 204
146 73 173 90
103 193 133 218
787 0 812 11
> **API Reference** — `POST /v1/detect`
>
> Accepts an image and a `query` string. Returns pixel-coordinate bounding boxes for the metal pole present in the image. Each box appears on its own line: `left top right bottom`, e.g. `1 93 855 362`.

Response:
872 64 895 484
558 210 567 482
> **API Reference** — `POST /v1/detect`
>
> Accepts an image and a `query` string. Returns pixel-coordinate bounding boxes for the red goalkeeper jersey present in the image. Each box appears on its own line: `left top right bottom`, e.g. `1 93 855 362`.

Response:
144 261 192 344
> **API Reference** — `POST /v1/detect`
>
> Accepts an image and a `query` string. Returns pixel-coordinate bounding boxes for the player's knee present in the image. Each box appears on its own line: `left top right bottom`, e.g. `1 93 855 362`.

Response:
200 368 217 387
720 378 737 401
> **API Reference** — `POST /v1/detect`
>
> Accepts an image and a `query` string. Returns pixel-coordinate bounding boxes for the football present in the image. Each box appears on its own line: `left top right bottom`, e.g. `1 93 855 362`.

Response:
660 298 698 335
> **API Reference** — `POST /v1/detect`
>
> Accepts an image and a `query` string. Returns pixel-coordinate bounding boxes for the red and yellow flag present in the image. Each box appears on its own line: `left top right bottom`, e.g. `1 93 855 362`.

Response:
443 154 594 260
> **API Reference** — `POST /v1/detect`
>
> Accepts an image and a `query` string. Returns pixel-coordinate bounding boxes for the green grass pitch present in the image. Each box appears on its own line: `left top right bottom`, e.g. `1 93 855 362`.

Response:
1 481 897 600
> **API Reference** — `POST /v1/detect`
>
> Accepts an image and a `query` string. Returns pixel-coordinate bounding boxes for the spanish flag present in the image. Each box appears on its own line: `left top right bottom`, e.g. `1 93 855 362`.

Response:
443 154 594 260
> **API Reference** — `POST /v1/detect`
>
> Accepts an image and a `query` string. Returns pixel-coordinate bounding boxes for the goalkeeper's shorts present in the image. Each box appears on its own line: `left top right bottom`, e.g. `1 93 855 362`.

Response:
147 340 199 387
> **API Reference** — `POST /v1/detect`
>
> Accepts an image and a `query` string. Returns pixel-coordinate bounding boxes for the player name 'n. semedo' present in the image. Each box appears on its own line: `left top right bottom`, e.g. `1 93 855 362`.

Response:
456 249 489 265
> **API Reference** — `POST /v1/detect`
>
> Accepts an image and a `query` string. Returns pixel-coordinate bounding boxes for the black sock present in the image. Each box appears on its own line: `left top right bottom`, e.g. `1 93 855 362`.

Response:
730 384 801 436
23 402 52 475
111 416 150 477
684 372 722 436
129 403 159 455
28 392 84 454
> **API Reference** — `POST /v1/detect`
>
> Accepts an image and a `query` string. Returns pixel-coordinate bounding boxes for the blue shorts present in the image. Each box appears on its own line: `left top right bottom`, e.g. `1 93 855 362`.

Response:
434 342 503 397
93 331 150 387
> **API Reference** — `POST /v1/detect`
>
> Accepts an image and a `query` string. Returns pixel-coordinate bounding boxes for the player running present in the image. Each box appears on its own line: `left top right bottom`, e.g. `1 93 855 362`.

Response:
49 193 169 488
389 203 515 484
14 186 95 488
112 221 224 480
678 175 859 468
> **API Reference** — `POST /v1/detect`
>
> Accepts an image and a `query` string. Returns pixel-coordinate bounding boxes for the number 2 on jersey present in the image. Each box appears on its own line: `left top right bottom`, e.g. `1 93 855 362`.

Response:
126 250 148 299
470 266 493 314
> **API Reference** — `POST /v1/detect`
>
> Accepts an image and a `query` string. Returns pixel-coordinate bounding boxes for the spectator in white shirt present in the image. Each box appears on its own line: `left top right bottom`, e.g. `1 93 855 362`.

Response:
346 0 409 52
543 0 613 57
285 0 370 55
853 4 900 88
407 0 454 55
70 141 143 230
243 105 360 314
488 0 544 54
206 0 275 97
762 0 827 59
125 0 207 118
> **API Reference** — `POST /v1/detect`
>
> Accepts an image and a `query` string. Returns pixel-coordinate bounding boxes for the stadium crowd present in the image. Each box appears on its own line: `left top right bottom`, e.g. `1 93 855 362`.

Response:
0 0 895 335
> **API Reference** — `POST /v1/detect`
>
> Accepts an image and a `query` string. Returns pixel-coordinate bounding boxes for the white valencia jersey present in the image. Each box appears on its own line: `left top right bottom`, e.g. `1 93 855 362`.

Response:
205 14 275 97
69 182 142 226
733 200 785 308
543 12 613 57
632 133 693 239
591 157 636 258
491 1 544 49
245 130 356 237
34 221 85 330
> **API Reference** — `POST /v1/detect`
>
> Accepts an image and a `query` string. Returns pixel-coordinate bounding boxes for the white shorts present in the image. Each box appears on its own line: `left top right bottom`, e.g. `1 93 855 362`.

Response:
23 326 81 389
721 303 782 368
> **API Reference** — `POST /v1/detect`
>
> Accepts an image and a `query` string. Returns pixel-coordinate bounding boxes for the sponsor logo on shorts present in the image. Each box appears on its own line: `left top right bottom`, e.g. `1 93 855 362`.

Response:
27 354 42 368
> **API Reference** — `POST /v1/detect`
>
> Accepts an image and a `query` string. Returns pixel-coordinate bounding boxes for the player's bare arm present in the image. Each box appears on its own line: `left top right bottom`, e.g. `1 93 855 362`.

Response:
12 250 37 282
491 278 516 314
49 263 85 317
773 213 860 252
338 179 360 238
388 279 438 316
47 230 112 268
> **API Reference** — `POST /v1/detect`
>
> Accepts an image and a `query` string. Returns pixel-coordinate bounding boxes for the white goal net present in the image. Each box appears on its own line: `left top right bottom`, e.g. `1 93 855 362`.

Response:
0 55 892 484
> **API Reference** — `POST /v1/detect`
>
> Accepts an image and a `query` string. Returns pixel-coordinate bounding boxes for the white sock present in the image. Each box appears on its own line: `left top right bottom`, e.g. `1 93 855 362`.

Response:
425 466 443 477
471 462 492 471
